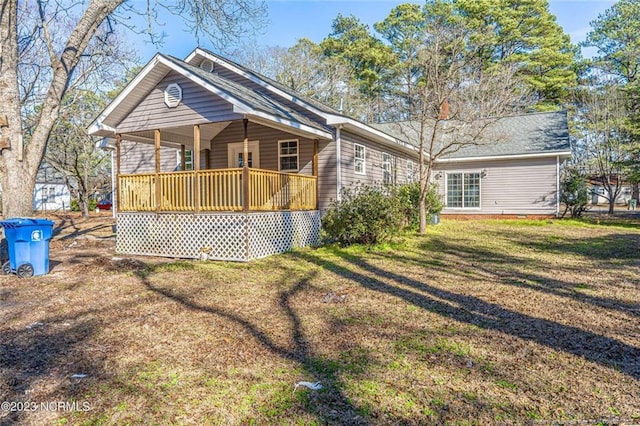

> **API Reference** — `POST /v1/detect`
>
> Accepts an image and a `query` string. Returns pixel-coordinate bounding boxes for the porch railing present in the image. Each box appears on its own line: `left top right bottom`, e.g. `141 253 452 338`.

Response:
118 168 317 212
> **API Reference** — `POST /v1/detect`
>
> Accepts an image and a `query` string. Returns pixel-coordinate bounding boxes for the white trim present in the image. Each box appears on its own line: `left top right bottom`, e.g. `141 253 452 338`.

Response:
178 149 194 171
88 54 165 136
187 48 333 120
382 152 392 184
186 48 414 156
436 151 572 163
227 141 260 168
354 143 366 175
278 139 299 172
164 83 182 108
336 127 342 202
238 109 331 139
445 171 482 209
89 54 332 140
406 159 415 183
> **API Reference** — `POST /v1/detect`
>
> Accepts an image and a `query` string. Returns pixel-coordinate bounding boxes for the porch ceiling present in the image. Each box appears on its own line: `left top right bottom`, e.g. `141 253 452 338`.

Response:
122 122 232 149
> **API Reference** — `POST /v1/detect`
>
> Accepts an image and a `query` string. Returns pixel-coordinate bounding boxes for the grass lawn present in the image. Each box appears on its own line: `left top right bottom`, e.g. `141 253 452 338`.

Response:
1 216 639 424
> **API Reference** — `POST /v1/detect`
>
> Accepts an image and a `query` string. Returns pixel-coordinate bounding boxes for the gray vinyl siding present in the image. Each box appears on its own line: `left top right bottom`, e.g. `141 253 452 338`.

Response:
120 140 179 174
117 72 241 133
433 157 559 215
207 121 336 210
340 131 417 188
317 139 336 211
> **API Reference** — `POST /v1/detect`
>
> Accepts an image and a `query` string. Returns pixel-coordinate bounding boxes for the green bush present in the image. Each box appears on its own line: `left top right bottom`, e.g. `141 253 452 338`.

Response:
560 167 589 218
394 182 443 228
71 198 98 212
322 183 404 246
321 182 443 246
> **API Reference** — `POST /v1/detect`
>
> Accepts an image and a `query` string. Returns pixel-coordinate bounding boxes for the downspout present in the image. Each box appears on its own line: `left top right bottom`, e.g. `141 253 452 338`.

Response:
556 155 560 217
336 125 342 202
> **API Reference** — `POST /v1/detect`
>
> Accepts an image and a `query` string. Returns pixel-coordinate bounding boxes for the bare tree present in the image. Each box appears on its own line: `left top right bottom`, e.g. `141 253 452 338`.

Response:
387 13 528 233
0 0 266 218
236 39 373 120
574 80 629 214
46 89 112 218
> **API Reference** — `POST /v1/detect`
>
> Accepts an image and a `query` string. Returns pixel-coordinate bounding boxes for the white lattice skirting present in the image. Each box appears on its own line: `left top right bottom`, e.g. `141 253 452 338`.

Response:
116 211 321 261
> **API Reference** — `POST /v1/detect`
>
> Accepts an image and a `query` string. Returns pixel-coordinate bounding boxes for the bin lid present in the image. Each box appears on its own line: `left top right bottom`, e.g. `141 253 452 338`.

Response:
0 218 55 229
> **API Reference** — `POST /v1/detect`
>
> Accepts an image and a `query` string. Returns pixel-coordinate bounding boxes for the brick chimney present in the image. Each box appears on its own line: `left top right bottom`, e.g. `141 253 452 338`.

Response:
438 99 450 120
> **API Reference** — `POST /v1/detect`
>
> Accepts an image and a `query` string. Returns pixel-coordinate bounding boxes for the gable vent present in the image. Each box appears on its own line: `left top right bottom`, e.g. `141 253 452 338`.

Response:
200 59 214 72
164 83 182 108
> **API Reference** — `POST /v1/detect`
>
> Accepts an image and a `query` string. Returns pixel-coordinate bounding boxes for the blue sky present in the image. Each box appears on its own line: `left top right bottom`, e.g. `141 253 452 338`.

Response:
135 0 616 61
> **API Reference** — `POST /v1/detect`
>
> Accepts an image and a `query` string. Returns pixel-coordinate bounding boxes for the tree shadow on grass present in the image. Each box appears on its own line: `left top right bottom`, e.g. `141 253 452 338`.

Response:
134 267 370 424
485 229 640 262
289 250 640 381
395 235 640 318
0 311 103 425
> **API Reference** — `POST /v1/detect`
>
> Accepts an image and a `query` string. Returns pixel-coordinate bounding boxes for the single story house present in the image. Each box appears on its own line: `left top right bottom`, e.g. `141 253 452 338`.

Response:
89 47 570 261
33 162 72 212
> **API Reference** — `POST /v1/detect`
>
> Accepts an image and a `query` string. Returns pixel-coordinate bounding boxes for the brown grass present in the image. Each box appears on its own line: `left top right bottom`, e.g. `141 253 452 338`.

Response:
1 214 639 425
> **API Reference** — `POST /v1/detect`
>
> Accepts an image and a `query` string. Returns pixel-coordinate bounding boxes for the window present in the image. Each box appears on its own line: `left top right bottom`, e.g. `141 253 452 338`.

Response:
42 187 56 204
278 140 299 172
446 172 480 208
382 153 392 184
177 150 193 170
406 160 416 183
354 144 366 175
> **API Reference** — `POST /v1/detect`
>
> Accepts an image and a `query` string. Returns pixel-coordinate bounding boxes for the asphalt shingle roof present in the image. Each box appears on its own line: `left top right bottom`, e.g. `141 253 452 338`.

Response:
373 111 570 159
162 54 331 135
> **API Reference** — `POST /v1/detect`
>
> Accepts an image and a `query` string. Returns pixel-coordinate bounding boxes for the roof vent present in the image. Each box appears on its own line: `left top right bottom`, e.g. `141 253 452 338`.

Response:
200 59 214 72
164 83 182 108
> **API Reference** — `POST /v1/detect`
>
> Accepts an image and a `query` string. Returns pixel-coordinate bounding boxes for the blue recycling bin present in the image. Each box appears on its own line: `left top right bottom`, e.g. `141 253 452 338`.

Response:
0 218 54 277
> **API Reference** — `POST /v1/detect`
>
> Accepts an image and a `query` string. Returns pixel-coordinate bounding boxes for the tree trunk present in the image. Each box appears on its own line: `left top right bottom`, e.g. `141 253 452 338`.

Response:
419 182 427 233
608 199 615 215
0 0 122 218
1 163 37 218
80 195 90 219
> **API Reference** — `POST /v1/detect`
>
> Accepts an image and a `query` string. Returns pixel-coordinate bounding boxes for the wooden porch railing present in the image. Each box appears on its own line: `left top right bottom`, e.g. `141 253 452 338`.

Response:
118 168 317 212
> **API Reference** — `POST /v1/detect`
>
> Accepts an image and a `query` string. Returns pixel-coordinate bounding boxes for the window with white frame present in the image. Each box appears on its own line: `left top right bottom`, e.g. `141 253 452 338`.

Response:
279 139 299 172
354 143 366 175
177 150 194 170
406 160 416 182
446 172 480 208
382 152 392 184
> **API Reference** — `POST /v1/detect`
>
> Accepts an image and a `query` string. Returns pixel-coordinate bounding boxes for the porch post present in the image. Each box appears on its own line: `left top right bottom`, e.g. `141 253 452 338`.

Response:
242 118 250 212
155 129 161 212
204 149 211 169
194 125 201 212
313 139 319 210
115 134 121 214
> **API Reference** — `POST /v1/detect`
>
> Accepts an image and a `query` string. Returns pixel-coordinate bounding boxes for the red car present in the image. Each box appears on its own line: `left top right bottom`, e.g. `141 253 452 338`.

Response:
97 199 112 210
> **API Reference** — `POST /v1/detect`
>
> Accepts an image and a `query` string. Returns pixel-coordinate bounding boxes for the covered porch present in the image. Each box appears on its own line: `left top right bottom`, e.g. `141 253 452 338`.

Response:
111 118 325 261
114 119 320 214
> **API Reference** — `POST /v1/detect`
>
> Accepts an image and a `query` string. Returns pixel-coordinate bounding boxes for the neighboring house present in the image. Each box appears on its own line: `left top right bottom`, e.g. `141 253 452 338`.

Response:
89 48 570 261
586 176 632 205
33 162 71 212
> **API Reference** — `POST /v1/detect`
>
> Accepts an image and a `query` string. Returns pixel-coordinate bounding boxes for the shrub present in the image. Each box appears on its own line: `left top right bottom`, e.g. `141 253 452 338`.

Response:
560 167 589 218
394 182 443 228
71 198 98 212
321 182 444 246
321 183 404 246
